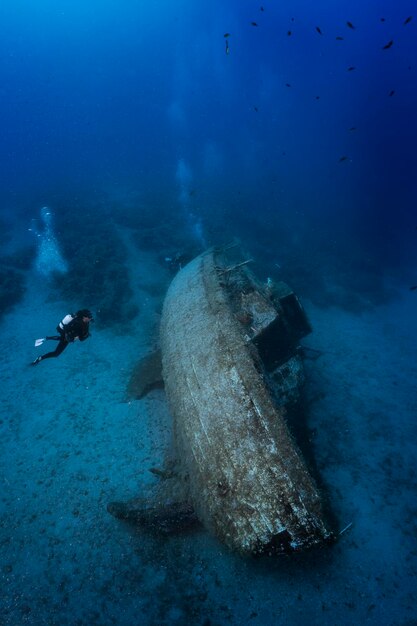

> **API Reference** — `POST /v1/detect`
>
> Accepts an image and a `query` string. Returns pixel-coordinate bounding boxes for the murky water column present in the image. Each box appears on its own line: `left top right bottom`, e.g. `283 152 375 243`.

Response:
29 206 68 277
175 158 206 248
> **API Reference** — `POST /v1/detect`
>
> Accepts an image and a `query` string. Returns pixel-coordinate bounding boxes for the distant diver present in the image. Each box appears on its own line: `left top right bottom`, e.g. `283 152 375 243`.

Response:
31 309 93 365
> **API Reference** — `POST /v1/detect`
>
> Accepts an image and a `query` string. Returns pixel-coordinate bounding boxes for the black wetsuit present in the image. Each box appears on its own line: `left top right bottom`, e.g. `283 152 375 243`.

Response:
40 317 90 360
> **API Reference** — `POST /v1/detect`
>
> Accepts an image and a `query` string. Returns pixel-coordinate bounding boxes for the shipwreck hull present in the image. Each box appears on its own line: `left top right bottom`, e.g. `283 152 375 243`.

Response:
160 249 332 554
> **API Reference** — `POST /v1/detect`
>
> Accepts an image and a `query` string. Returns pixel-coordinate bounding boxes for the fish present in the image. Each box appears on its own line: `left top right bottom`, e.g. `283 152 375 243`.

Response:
251 21 258 26
285 83 291 87
287 30 292 36
380 17 386 22
336 36 344 40
260 6 264 11
382 40 393 49
224 33 230 38
225 40 230 55
339 156 348 162
349 127 357 131
253 106 259 112
346 21 355 29
404 16 412 25
409 285 417 291
316 26 323 35
315 96 320 100
347 66 356 71
388 90 395 96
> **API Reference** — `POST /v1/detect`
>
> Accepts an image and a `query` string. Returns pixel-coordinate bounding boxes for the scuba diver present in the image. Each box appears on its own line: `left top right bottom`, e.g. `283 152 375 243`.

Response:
31 309 94 365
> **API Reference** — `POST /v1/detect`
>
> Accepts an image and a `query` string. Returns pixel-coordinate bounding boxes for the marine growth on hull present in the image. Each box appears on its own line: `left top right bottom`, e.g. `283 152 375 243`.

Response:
110 245 333 555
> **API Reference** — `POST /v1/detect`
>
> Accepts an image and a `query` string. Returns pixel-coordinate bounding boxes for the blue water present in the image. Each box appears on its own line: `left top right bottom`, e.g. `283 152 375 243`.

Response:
1 1 416 624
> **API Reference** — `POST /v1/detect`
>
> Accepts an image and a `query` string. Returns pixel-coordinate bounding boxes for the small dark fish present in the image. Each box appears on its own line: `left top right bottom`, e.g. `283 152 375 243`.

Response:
339 156 348 162
380 17 386 22
251 21 258 26
315 96 320 100
349 127 357 131
260 6 265 11
254 106 258 112
224 33 230 38
404 16 413 25
409 285 417 291
291 17 294 22
285 83 291 87
336 36 344 40
225 40 230 55
382 40 393 49
287 30 292 36
347 66 356 71
346 21 355 29
316 26 323 35
388 90 395 96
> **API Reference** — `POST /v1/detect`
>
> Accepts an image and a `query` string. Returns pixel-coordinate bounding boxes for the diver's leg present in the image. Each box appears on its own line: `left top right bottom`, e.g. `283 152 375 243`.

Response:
32 339 69 364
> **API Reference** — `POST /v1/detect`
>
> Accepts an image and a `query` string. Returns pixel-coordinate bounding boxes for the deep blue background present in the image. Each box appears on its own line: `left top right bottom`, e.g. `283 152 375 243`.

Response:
1 0 416 281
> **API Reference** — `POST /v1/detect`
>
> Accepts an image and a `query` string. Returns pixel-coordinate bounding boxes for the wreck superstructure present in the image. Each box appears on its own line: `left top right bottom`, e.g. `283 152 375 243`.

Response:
159 247 332 554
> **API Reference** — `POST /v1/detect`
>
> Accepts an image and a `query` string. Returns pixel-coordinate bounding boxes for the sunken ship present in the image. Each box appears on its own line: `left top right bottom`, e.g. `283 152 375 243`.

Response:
110 246 333 554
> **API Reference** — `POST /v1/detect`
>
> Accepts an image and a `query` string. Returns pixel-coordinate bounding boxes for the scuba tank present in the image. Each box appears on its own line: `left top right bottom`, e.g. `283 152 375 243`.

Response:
56 314 77 341
58 314 74 331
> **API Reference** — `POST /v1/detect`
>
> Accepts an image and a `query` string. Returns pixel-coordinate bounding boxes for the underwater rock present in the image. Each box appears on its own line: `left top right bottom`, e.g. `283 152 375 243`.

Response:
127 349 164 399
0 267 26 319
107 499 199 535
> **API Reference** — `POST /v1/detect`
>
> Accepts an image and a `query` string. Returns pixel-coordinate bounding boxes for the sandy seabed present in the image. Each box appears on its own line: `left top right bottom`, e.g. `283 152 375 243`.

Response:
1 234 416 626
